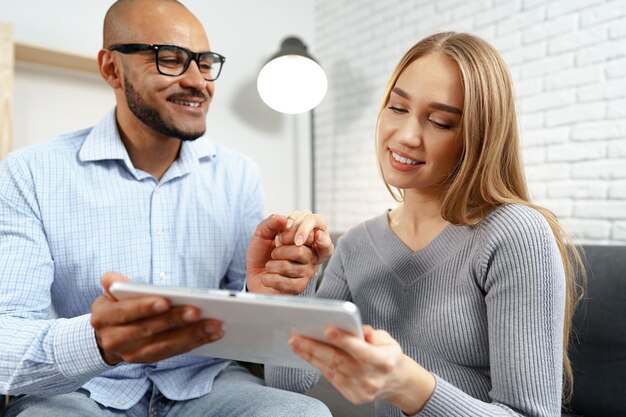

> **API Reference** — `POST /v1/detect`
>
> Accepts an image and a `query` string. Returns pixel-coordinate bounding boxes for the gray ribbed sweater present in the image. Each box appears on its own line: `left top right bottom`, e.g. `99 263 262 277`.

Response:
266 204 566 417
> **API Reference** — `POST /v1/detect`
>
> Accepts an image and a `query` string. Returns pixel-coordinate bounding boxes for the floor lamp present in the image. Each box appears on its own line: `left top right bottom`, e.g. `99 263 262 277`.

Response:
257 37 327 212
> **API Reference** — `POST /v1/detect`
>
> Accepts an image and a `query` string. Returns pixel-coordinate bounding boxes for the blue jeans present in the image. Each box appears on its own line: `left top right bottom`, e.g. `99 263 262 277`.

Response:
5 363 331 417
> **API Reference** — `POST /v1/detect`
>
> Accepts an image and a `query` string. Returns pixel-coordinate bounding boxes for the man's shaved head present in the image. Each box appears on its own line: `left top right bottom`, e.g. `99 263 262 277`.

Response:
103 0 200 48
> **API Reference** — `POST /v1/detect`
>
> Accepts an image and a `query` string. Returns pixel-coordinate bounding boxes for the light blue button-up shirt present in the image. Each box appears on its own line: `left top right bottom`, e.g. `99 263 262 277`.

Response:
0 110 265 409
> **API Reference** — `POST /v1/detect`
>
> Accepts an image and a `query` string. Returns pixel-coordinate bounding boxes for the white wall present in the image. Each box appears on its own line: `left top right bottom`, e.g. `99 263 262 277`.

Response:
0 0 315 216
314 0 626 244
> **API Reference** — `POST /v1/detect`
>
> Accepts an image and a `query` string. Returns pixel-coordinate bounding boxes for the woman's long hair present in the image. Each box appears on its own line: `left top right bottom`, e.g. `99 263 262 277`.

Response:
377 31 585 401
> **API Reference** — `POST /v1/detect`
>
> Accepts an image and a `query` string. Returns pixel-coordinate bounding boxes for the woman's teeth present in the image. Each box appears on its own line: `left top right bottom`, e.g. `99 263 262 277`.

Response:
392 152 420 165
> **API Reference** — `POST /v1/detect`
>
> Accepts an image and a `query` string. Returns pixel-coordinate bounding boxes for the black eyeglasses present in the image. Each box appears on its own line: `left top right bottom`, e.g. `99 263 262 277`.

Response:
109 43 225 81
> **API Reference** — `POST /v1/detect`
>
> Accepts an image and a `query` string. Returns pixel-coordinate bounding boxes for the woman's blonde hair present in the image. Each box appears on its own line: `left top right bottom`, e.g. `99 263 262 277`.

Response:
377 31 585 401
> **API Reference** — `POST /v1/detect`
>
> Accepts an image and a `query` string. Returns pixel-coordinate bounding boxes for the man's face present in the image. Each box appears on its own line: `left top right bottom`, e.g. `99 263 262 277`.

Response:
112 2 215 141
124 69 208 141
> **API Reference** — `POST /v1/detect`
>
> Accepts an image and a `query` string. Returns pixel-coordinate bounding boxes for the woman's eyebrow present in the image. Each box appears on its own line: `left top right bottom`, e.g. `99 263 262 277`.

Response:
391 87 462 115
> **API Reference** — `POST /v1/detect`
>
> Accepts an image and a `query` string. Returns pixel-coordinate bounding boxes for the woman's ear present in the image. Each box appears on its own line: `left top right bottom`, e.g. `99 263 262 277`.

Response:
98 48 122 89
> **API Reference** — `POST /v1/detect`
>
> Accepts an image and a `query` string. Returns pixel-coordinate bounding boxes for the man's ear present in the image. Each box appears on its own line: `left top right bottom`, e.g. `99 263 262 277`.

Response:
98 48 122 89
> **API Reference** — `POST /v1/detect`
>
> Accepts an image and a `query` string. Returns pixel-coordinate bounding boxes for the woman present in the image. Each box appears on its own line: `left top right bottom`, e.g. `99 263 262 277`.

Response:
264 32 584 416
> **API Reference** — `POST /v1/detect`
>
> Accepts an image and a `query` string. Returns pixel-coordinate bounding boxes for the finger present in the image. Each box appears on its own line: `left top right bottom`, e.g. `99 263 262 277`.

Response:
293 215 324 247
253 214 289 241
271 244 316 264
264 260 315 281
323 326 383 363
313 230 334 264
290 335 354 380
116 319 225 363
259 274 310 294
100 272 131 300
91 294 175 329
276 227 315 247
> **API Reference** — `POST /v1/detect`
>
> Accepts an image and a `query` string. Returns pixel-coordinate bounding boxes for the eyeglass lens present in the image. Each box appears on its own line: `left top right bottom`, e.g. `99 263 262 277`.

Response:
156 46 222 80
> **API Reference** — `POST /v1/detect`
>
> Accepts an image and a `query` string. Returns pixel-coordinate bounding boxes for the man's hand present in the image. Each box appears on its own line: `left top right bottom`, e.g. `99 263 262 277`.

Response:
91 272 224 365
246 211 334 295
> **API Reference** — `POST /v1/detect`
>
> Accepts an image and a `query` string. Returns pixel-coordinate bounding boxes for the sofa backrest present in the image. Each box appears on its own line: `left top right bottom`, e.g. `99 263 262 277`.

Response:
567 245 626 417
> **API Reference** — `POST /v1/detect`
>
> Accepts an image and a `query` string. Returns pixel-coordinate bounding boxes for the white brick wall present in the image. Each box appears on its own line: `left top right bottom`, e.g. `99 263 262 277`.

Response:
314 0 626 244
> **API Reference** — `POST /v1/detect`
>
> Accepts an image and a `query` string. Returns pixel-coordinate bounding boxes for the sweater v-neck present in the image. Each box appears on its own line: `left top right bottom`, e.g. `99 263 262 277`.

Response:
365 212 472 285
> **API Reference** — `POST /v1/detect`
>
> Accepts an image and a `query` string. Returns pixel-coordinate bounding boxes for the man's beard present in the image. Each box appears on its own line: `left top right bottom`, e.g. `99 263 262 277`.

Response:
124 80 206 141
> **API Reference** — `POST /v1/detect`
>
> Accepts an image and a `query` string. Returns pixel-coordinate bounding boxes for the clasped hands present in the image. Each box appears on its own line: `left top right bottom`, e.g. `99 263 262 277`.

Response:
91 210 332 366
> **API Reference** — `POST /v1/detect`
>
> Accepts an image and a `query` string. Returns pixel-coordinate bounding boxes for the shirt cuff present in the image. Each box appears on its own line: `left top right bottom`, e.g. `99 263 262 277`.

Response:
53 314 112 380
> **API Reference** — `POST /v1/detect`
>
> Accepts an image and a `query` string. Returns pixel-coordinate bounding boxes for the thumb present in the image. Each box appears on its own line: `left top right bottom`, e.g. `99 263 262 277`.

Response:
253 214 289 241
100 272 131 300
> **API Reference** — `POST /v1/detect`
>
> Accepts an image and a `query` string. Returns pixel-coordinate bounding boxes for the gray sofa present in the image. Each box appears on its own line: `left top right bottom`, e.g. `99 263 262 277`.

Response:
1 245 624 416
304 241 626 417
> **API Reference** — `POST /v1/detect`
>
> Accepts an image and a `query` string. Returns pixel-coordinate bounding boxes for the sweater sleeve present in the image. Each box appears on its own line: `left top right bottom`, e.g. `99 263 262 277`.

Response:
418 205 566 417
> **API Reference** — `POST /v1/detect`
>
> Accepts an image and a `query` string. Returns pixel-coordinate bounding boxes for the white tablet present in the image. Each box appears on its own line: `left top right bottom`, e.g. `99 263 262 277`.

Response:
109 282 363 370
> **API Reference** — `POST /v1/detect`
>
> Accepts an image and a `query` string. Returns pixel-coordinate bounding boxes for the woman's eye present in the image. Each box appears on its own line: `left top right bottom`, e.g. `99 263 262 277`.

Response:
429 119 452 130
388 106 407 114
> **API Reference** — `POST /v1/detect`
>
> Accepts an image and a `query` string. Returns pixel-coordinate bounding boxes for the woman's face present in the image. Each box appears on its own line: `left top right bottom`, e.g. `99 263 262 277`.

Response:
377 52 464 197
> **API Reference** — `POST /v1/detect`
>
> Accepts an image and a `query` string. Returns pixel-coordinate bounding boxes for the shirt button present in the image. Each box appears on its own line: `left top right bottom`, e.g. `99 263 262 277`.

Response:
114 399 126 406
156 227 163 236
159 272 166 280
155 186 161 194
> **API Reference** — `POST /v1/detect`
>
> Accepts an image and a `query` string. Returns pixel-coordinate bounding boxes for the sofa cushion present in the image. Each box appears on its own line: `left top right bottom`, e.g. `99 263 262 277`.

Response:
566 245 626 416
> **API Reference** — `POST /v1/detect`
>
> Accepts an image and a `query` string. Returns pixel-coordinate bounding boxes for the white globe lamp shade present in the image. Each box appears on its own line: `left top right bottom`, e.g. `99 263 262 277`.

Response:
257 37 328 114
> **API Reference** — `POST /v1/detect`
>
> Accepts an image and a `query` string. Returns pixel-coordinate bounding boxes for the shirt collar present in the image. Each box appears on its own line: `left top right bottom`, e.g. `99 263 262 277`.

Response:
78 109 218 180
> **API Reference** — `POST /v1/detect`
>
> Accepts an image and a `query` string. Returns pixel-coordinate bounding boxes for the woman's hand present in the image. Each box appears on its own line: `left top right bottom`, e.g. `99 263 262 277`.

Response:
246 210 334 295
289 325 436 414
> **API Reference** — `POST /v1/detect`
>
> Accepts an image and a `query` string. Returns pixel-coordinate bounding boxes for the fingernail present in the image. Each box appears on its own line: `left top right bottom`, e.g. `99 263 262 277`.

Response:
276 234 283 245
153 300 168 313
286 219 294 229
182 308 198 322
316 232 325 244
205 322 221 333
295 235 304 246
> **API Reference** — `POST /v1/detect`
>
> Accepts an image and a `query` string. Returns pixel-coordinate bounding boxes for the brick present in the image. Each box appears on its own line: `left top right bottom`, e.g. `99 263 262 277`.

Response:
475 1 521 27
497 6 546 35
519 112 545 130
528 182 548 199
580 1 626 27
574 200 626 219
503 42 547 66
533 198 573 217
613 222 626 242
519 90 576 112
490 32 522 53
607 98 626 119
523 147 546 164
546 102 606 127
451 0 492 20
513 77 544 99
547 181 608 199
546 143 606 162
606 57 626 78
548 26 608 55
520 54 574 80
608 139 626 157
572 159 626 180
547 0 603 19
561 219 611 240
609 17 626 39
608 180 626 199
575 38 626 66
522 14 578 44
578 78 626 102
571 120 626 141
545 66 604 90
521 127 569 147
523 0 546 10
525 163 570 181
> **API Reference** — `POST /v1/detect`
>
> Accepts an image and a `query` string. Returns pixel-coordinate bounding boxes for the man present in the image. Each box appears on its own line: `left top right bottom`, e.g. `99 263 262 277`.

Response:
0 0 332 415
